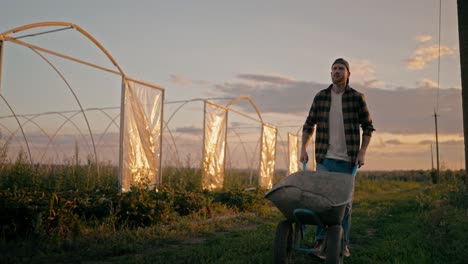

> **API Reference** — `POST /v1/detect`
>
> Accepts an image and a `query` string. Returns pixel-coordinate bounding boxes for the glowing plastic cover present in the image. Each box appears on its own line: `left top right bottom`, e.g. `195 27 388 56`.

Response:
202 102 227 190
259 124 277 189
288 133 299 175
121 79 163 192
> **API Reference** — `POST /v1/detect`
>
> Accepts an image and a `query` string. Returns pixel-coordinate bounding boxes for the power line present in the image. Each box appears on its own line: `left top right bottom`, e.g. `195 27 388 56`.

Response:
434 0 442 183
437 0 442 112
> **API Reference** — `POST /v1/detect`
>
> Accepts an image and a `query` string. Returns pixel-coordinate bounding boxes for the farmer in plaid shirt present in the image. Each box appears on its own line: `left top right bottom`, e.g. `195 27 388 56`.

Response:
300 58 375 258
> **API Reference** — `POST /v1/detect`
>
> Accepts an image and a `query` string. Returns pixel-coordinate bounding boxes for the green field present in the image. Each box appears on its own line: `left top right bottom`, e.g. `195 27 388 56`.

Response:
0 158 466 264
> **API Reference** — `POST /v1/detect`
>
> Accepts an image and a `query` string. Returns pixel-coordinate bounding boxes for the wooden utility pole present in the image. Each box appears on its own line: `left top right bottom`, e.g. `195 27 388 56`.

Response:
431 144 434 171
457 0 468 189
434 112 440 183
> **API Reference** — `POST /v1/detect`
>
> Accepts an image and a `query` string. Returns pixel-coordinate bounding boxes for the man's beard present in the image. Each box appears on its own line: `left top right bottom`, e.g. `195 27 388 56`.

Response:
332 75 346 85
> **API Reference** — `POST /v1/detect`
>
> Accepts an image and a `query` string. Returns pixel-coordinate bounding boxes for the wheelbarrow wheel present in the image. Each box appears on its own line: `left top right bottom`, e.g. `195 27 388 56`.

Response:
273 220 293 264
325 225 344 264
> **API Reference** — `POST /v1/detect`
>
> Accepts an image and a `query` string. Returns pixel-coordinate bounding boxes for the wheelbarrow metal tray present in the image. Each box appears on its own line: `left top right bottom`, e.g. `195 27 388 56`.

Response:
265 171 354 223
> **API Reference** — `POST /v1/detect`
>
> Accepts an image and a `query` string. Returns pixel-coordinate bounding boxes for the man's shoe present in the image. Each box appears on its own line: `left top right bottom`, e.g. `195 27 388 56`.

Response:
312 240 326 260
343 245 351 257
313 240 324 250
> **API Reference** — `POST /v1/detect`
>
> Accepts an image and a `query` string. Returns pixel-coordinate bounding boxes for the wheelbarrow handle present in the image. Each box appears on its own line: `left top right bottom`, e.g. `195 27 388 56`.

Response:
352 163 359 176
302 161 307 172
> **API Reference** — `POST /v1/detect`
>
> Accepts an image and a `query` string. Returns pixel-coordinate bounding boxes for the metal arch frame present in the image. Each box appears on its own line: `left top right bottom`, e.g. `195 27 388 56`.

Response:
0 94 33 163
224 127 255 186
94 111 120 158
84 108 120 147
66 107 120 164
224 96 278 188
0 107 121 165
0 107 123 166
0 115 58 162
81 108 120 160
276 132 289 174
2 112 94 165
251 137 261 185
203 97 277 188
15 115 63 162
0 21 128 178
1 22 166 190
164 97 234 130
161 121 183 168
38 111 93 164
164 98 205 130
0 22 126 74
162 98 233 173
225 96 264 124
0 40 31 162
29 48 99 166
0 122 15 141
162 98 205 168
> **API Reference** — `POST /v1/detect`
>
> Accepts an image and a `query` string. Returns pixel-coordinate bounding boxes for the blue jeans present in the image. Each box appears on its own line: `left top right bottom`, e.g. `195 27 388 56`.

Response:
315 158 354 245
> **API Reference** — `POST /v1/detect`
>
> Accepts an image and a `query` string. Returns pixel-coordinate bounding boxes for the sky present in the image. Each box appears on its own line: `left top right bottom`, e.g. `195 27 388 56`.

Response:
0 0 464 171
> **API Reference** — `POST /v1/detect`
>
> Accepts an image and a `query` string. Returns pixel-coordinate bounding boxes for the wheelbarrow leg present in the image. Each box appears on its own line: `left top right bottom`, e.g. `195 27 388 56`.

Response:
293 222 305 248
325 225 344 264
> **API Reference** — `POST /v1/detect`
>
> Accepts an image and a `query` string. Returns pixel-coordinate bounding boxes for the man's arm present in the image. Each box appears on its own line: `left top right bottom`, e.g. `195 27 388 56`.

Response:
300 91 322 164
357 93 375 167
357 135 371 167
300 130 312 163
300 98 317 163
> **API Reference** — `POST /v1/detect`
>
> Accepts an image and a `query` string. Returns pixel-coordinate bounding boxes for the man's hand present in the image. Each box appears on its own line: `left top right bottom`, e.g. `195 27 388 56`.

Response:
357 149 366 167
300 148 309 163
357 135 371 167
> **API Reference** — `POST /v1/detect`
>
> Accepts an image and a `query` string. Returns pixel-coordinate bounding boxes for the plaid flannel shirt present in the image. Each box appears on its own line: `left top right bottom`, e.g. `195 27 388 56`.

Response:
303 84 375 165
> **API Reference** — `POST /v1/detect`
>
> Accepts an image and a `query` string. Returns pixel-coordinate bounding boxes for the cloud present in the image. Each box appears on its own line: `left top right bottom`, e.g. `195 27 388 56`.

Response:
236 74 294 85
416 35 432 43
418 140 433 145
213 73 463 135
170 74 192 85
175 126 202 134
440 139 464 145
371 136 387 148
350 60 375 77
417 78 438 89
385 139 402 145
229 121 261 128
358 87 462 134
215 78 322 115
170 74 211 86
407 45 456 70
346 60 384 88
356 79 385 89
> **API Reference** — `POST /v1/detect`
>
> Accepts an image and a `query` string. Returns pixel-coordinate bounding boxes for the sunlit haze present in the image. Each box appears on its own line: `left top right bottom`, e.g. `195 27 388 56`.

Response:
0 0 463 171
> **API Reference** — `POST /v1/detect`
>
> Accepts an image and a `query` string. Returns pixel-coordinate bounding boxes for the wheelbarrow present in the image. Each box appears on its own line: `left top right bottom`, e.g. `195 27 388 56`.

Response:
265 164 358 264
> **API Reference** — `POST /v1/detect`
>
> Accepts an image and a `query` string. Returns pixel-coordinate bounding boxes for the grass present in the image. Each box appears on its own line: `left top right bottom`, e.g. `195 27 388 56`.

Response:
0 149 466 264
3 176 462 264
116 178 465 264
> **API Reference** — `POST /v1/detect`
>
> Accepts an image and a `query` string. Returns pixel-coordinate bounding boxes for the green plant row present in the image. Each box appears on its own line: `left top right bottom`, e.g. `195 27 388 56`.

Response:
0 184 268 241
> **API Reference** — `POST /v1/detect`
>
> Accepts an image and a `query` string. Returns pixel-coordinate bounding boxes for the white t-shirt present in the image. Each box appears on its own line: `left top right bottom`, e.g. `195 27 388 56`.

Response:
325 91 350 161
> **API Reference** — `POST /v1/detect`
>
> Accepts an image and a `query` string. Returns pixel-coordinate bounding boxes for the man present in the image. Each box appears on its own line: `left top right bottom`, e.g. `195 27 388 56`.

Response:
300 58 375 258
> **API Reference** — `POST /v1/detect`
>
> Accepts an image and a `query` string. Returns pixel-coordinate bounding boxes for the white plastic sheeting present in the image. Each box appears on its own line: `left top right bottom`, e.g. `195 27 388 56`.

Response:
288 133 299 175
121 79 163 192
259 124 277 189
202 101 227 190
